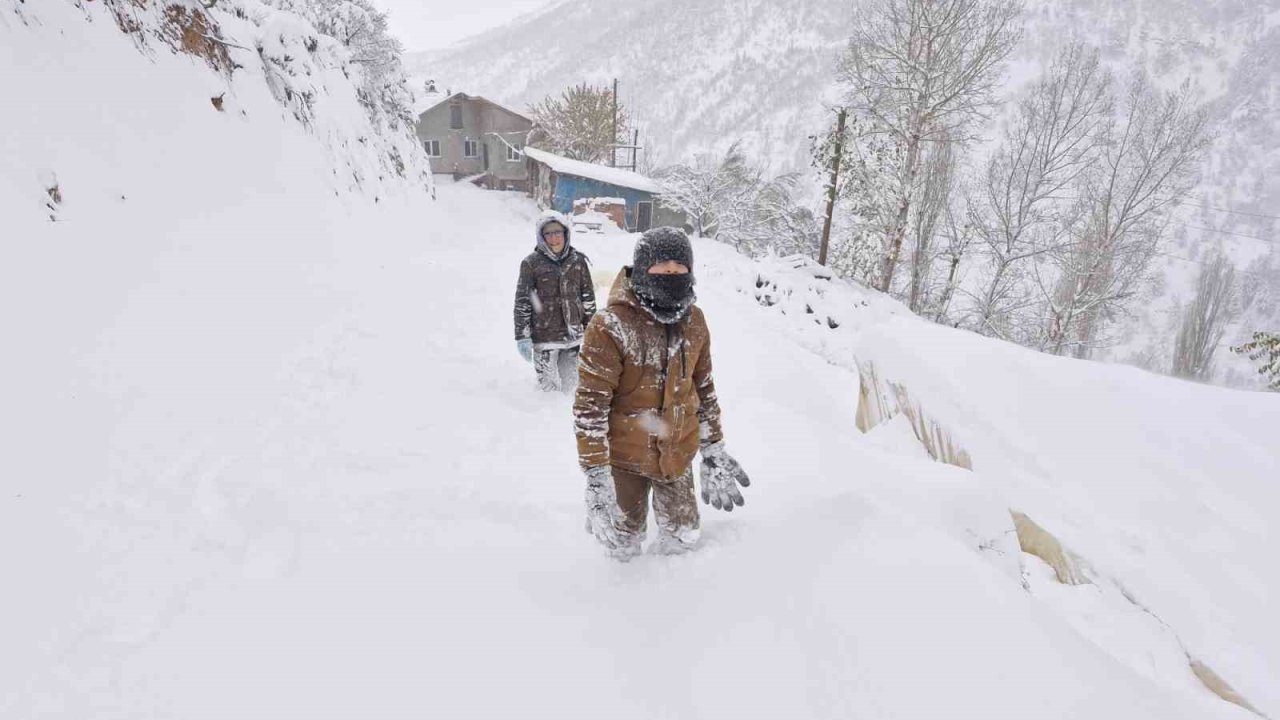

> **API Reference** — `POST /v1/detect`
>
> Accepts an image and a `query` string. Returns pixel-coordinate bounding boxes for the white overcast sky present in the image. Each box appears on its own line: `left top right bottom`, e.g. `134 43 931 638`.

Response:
370 0 553 52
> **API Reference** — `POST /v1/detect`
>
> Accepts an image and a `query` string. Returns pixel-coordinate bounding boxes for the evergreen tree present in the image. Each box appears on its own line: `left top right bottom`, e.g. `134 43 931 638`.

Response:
1231 331 1280 390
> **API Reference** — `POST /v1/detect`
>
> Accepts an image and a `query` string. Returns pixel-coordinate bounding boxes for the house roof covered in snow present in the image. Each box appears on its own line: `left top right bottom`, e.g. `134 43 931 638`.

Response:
523 146 665 195
413 90 449 117
415 91 532 124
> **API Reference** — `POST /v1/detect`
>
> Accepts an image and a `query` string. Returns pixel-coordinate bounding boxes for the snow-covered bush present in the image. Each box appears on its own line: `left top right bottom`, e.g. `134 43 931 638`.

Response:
265 0 416 128
657 142 818 257
1232 331 1280 391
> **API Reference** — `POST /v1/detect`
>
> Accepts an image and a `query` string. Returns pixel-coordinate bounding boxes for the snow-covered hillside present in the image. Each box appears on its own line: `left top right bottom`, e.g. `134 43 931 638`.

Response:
409 0 1280 387
406 0 851 175
7 166 1278 715
410 0 1280 188
3 0 432 222
4 1 1278 717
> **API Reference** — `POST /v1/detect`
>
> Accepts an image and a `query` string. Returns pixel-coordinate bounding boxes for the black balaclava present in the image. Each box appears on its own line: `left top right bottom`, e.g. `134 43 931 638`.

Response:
630 227 696 324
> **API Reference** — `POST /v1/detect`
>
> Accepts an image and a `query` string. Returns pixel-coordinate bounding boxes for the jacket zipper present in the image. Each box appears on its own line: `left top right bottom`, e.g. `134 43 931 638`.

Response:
678 324 687 379
660 323 671 411
558 254 573 334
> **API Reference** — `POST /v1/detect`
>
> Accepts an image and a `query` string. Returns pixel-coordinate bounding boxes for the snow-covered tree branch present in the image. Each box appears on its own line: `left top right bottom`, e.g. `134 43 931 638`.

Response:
267 0 416 127
838 0 1023 292
1040 74 1211 357
965 41 1112 343
657 142 818 257
527 83 627 164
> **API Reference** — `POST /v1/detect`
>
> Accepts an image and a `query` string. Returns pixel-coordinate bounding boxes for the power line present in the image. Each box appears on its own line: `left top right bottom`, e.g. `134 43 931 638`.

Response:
1176 222 1278 245
1051 194 1279 244
1177 199 1280 223
1154 251 1213 267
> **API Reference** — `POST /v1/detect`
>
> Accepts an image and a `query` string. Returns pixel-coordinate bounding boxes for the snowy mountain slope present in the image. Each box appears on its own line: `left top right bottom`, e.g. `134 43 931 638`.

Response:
405 0 851 174
410 0 1280 385
5 1 1279 714
409 0 1280 184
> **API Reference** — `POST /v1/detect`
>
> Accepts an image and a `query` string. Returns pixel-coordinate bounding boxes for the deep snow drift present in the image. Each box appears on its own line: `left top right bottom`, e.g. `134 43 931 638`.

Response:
4 2 1279 718
5 174 1278 716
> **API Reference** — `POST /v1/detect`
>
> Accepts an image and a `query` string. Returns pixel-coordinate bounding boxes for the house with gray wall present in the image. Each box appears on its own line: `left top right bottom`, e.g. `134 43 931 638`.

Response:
415 92 532 191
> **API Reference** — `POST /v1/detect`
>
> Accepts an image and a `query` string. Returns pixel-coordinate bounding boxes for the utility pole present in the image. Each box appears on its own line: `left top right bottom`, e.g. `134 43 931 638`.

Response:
611 78 619 168
818 107 846 267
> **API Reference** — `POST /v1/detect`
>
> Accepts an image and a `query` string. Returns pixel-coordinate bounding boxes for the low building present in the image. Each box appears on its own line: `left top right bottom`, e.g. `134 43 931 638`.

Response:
415 92 532 191
523 146 687 233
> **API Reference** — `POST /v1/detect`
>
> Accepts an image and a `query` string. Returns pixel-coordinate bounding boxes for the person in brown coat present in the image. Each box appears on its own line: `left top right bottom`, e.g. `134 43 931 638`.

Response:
514 212 597 392
573 227 751 559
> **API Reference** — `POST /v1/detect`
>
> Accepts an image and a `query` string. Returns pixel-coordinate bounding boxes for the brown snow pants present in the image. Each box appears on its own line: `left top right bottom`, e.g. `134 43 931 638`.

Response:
612 466 700 550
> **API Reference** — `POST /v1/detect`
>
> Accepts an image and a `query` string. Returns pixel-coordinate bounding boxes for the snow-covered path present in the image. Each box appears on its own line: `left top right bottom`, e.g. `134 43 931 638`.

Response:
5 1 1277 715
6 181 1274 718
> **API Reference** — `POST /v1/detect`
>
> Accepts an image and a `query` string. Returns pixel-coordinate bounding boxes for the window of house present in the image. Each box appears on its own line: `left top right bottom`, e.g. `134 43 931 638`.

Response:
506 144 522 162
423 139 441 157
449 104 463 129
464 139 479 158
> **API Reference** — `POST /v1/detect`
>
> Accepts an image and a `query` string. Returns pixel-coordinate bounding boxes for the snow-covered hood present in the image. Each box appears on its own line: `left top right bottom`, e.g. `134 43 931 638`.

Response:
534 212 572 262
606 268 640 311
609 266 696 324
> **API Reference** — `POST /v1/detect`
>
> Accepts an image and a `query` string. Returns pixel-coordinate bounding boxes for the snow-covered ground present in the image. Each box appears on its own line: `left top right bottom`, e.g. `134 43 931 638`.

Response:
4 2 1278 717
6 173 1278 716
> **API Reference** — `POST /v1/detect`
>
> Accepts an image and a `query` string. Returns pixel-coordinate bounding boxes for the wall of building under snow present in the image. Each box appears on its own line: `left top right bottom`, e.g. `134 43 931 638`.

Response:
539 173 687 232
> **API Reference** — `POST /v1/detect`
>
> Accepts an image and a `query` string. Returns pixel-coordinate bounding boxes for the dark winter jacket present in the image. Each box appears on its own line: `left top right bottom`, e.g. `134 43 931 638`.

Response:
573 268 724 480
513 214 597 347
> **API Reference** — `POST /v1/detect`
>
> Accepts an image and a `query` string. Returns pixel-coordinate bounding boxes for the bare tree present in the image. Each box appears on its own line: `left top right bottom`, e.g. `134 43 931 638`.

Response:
839 0 1022 293
906 136 958 313
930 196 977 324
1039 75 1212 357
968 41 1112 341
1172 253 1238 380
527 83 627 163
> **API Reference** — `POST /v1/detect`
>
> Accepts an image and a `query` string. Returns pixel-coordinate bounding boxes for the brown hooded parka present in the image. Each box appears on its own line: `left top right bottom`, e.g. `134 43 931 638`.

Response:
573 268 724 481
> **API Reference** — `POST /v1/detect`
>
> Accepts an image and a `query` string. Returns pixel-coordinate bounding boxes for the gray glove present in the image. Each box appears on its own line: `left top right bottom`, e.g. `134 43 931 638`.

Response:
516 338 533 363
584 465 630 551
699 441 750 511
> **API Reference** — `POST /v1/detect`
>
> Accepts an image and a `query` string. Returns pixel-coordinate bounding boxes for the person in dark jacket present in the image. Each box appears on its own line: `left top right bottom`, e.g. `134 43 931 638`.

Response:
573 227 751 559
514 212 597 392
